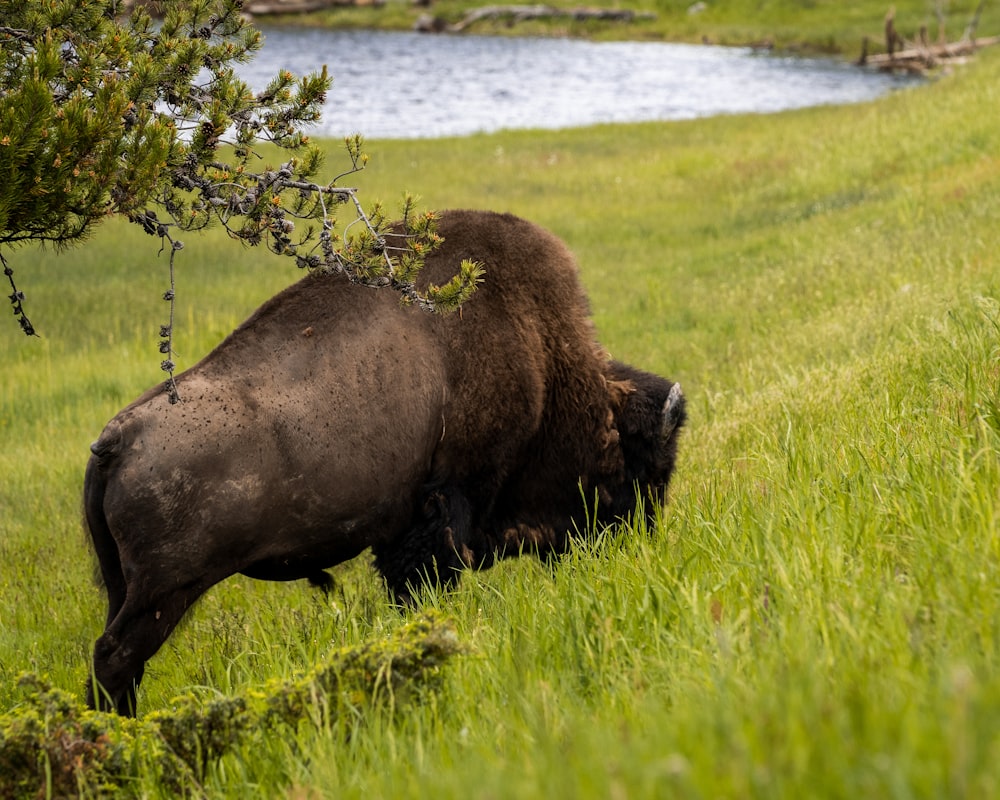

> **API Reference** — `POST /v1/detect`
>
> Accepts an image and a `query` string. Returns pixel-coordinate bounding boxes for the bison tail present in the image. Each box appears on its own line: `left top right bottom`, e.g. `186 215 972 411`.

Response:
89 418 122 461
83 455 126 622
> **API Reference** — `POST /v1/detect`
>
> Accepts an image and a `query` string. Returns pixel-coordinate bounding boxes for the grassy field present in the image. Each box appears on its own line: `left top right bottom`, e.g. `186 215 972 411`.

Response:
2 39 1000 800
269 0 1000 56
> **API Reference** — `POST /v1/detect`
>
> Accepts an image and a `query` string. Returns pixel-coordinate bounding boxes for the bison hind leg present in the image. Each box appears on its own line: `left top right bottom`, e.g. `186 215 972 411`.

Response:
87 578 211 716
373 484 475 605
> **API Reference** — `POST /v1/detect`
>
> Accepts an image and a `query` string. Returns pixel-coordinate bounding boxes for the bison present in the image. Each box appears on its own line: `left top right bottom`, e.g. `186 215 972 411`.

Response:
84 209 685 715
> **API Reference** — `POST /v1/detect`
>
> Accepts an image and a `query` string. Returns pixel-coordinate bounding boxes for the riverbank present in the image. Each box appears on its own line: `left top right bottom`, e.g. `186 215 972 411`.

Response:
257 0 1000 58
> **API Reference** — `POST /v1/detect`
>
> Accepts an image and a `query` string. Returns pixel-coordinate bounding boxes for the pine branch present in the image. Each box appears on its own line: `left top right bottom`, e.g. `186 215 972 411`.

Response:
1 0 481 352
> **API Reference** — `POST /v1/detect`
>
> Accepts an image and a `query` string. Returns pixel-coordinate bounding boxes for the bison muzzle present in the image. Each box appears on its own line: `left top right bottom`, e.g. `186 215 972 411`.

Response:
83 209 685 715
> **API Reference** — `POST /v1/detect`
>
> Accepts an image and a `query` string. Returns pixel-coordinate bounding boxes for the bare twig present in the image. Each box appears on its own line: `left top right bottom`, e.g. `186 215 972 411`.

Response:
160 238 182 404
963 0 988 41
1 251 36 337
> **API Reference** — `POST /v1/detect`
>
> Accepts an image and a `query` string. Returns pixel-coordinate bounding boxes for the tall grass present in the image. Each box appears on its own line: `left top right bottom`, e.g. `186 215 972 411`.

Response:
2 45 999 798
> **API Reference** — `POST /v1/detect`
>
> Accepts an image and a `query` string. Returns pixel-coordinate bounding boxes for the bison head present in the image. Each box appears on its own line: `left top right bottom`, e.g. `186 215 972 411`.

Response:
600 360 686 525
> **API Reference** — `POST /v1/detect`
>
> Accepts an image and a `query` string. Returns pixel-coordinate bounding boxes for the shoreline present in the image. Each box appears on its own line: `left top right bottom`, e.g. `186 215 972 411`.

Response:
243 0 1000 62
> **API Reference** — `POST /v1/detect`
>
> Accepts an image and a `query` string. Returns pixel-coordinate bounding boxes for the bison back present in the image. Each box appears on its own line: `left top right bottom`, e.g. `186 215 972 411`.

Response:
90 276 449 583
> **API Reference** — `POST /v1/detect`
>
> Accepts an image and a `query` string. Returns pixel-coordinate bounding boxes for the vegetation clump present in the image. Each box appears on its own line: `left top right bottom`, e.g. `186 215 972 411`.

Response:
0 613 462 798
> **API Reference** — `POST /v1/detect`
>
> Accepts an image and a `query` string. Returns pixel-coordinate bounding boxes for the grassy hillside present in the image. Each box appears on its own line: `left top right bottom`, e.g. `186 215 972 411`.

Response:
272 0 1000 56
2 45 999 799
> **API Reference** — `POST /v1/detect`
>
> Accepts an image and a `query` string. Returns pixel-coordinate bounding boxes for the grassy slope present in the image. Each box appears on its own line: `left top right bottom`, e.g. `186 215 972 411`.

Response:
1 47 999 800
271 0 1000 56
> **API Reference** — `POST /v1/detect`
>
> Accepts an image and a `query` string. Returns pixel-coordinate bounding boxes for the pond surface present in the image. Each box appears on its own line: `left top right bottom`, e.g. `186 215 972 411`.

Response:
240 28 917 139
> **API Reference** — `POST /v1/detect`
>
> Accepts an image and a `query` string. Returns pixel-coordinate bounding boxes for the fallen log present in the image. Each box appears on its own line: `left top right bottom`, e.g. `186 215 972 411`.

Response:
858 4 999 73
859 34 1000 69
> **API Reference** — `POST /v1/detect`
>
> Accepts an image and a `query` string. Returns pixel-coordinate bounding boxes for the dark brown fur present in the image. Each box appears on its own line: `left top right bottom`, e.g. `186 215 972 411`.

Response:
84 210 685 714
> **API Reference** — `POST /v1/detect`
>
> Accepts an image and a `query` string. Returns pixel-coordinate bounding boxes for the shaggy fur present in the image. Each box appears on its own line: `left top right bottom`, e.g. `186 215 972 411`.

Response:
83 210 685 715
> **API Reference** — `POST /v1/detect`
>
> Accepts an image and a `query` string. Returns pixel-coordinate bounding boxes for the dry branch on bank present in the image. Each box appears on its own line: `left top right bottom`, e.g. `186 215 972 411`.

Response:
859 4 1000 73
860 34 1000 70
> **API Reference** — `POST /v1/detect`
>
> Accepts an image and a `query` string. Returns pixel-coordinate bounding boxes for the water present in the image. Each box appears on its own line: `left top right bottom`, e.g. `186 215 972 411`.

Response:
239 28 916 139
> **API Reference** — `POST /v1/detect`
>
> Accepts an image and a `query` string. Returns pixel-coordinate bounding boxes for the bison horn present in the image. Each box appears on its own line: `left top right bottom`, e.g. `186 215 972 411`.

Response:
660 383 684 441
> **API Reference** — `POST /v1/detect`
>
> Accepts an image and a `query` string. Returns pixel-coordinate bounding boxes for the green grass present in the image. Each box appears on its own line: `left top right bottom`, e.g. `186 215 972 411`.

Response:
268 0 1000 56
2 43 1000 800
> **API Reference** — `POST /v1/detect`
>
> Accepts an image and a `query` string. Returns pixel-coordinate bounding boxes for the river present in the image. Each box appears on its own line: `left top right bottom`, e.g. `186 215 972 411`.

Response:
237 28 917 139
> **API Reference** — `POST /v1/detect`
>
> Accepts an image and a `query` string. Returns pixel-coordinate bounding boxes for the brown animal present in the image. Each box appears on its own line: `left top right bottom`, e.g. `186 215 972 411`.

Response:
84 209 685 715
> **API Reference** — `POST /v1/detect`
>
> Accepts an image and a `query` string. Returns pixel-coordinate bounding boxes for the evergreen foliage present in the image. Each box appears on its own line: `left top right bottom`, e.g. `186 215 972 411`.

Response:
0 0 481 350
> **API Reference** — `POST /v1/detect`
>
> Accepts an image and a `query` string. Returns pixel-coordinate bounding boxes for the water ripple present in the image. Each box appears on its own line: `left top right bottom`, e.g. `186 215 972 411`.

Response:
239 28 918 139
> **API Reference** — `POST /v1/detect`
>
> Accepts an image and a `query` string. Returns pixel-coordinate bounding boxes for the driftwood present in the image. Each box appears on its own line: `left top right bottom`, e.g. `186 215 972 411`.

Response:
860 34 1000 70
417 4 656 33
859 3 999 72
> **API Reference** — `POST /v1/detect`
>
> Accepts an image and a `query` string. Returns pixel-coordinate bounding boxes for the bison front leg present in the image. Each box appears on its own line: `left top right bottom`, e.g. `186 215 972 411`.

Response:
373 485 475 604
306 570 335 594
494 522 566 561
87 582 206 716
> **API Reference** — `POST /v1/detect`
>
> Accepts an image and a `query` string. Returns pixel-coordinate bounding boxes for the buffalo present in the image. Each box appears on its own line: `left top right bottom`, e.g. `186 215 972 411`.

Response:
84 209 685 715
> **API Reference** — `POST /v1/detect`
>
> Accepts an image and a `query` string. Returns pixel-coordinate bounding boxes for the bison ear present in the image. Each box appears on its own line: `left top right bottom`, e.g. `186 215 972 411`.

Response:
660 383 685 442
606 379 636 410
